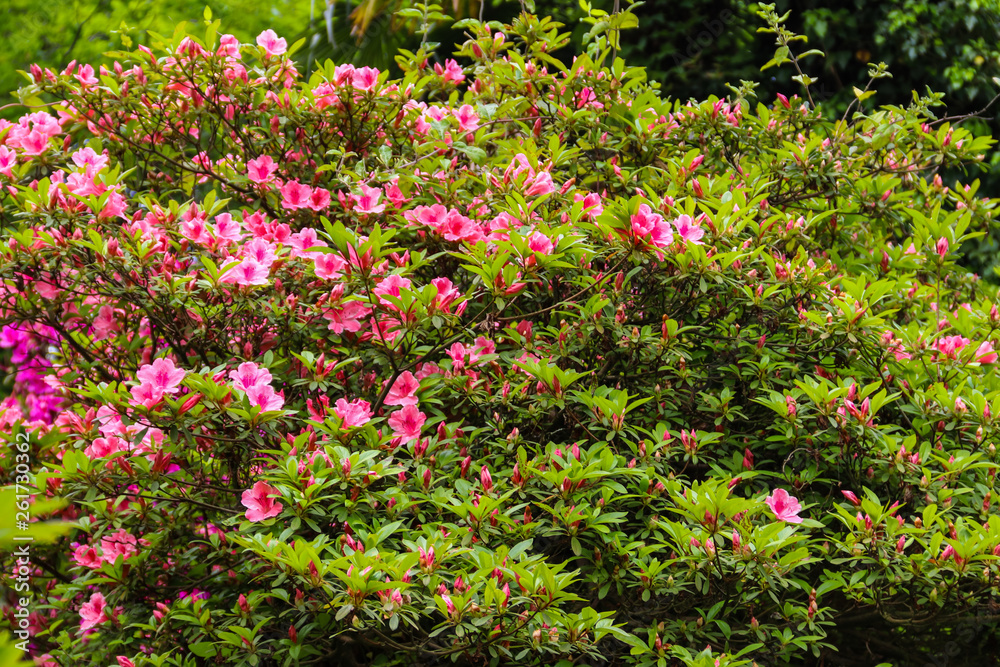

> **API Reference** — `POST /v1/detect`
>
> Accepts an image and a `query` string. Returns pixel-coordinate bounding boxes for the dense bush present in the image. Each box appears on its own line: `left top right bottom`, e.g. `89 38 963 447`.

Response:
2 5 1000 666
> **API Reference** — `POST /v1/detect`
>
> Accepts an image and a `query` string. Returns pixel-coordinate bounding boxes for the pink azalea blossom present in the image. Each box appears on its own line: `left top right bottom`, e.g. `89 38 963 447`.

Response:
137 358 186 393
324 301 371 334
434 59 465 83
352 67 380 92
374 274 413 306
335 398 373 428
93 305 119 340
79 592 108 632
241 481 284 522
280 180 313 210
256 29 287 57
229 362 273 392
101 529 138 564
527 230 554 255
73 544 103 569
389 404 426 441
352 184 385 214
454 105 480 132
524 171 555 197
246 384 284 411
247 155 278 184
221 258 270 286
312 251 346 279
765 488 803 524
672 214 705 244
214 213 244 243
386 371 420 406
976 341 997 364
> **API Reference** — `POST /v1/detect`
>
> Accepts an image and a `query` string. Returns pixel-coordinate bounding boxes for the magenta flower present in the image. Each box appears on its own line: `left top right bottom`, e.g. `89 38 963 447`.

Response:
351 184 385 215
976 341 997 364
100 529 138 564
221 258 270 286
527 231 555 255
246 155 278 184
352 66 380 92
246 384 284 412
229 362 273 392
79 592 108 632
280 180 312 210
241 481 283 522
256 29 287 57
137 358 186 393
388 405 426 441
672 214 705 244
765 488 803 524
524 171 555 197
386 371 420 407
453 105 480 132
314 253 347 279
334 398 373 428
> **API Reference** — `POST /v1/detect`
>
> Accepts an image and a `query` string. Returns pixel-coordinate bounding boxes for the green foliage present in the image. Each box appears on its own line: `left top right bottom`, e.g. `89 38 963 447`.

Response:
2 6 1000 667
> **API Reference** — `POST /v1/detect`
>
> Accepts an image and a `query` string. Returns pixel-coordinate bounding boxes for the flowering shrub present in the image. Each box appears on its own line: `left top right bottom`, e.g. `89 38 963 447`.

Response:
2 5 1000 666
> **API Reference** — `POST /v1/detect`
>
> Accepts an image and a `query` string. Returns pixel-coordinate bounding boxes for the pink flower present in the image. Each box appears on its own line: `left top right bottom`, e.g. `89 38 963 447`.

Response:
307 187 331 211
574 192 603 220
335 398 373 428
256 29 287 57
631 203 662 237
229 362 273 392
280 180 313 210
214 213 244 243
480 465 493 492
221 258 270 286
73 544 103 569
129 383 164 409
117 658 136 667
841 490 861 506
352 66 380 91
246 384 284 412
524 171 555 197
241 238 277 266
935 236 949 258
765 488 803 524
976 341 997 364
352 184 385 214
672 214 705 244
527 231 554 255
314 252 346 279
247 155 278 184
386 371 420 407
241 481 283 522
75 64 99 87
101 530 138 564
388 405 426 441
374 274 412 306
324 301 371 334
434 59 465 83
454 105 480 132
79 592 108 632
137 358 186 393
93 305 119 340
0 145 16 177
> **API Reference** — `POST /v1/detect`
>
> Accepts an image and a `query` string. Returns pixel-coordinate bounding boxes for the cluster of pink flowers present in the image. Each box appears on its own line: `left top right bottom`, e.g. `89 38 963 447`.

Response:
933 335 997 363
72 530 140 569
129 358 186 409
230 362 284 412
